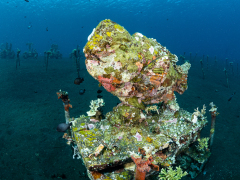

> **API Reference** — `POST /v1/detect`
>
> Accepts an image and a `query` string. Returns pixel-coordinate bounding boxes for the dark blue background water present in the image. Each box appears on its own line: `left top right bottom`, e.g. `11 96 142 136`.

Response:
1 0 240 60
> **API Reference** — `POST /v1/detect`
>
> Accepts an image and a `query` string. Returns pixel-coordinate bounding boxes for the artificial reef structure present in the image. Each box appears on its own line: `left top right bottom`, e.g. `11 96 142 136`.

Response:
70 45 85 85
58 20 218 180
46 44 62 59
0 42 15 59
23 43 38 59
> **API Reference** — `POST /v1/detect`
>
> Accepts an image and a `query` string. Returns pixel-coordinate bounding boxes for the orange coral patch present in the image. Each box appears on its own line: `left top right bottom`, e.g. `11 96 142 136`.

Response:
156 150 167 160
150 76 161 86
64 104 72 111
112 77 122 84
162 92 174 103
146 137 153 143
176 74 188 86
135 61 143 72
90 171 102 179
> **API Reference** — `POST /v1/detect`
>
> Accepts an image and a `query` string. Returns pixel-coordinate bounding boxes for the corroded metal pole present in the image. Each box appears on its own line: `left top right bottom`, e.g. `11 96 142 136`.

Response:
56 90 72 124
209 102 218 149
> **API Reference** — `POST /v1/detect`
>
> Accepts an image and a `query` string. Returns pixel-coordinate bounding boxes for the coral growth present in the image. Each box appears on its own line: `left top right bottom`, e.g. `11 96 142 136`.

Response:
84 19 191 107
159 166 188 180
58 19 216 180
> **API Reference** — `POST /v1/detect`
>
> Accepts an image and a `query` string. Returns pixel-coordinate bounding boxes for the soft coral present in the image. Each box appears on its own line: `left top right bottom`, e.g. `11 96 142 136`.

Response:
131 148 159 180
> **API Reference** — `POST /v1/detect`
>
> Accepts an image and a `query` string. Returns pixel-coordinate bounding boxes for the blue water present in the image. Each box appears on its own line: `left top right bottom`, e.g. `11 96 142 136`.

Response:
1 0 240 59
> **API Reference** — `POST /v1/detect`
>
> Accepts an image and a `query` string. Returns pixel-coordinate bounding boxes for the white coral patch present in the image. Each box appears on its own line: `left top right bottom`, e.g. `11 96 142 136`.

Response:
149 46 154 55
135 37 139 41
140 112 146 119
180 62 191 74
87 109 96 116
192 115 198 123
136 33 143 37
88 28 95 41
121 71 131 82
143 145 154 156
100 125 110 132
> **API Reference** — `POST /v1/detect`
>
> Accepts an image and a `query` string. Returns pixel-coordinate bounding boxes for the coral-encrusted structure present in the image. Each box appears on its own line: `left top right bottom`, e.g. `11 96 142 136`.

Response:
64 20 215 180
23 43 38 59
46 44 62 59
84 19 190 105
0 42 15 59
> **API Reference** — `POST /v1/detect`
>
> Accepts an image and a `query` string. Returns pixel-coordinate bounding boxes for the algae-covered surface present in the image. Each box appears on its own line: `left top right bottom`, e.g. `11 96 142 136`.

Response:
67 19 211 180
70 101 208 179
84 20 191 105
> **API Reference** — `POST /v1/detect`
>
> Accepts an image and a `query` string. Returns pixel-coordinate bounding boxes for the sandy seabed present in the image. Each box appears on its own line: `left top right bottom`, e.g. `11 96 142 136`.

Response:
0 56 239 180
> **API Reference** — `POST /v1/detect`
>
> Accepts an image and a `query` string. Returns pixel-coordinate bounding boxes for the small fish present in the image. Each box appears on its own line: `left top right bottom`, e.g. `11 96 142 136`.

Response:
79 89 85 95
97 90 102 94
28 25 32 29
46 27 48 31
25 0 29 2
97 95 103 98
74 77 84 85
57 123 70 132
228 92 236 101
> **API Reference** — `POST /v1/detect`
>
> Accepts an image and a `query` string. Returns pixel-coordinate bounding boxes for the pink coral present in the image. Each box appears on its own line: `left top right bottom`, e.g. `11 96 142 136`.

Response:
88 124 95 130
98 76 113 84
165 118 177 123
98 76 116 92
134 132 142 141
102 83 116 92
118 136 123 140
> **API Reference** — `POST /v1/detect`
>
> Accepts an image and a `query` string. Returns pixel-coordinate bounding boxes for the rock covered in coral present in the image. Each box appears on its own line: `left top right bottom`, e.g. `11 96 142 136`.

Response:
70 103 209 179
84 19 191 105
64 20 213 180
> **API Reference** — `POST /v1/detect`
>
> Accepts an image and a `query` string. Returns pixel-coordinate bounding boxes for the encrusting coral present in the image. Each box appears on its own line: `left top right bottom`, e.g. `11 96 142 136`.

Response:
131 148 159 180
84 19 191 106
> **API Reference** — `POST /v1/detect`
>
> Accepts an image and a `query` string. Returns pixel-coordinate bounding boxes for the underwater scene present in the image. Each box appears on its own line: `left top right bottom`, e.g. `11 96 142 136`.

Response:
0 0 240 180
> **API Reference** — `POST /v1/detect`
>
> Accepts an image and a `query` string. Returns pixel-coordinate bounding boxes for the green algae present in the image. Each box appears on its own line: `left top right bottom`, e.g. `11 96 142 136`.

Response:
125 96 145 110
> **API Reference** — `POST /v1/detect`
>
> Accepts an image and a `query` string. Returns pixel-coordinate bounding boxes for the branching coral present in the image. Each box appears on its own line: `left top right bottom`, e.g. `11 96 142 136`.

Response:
197 137 210 151
158 166 188 180
86 98 105 117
